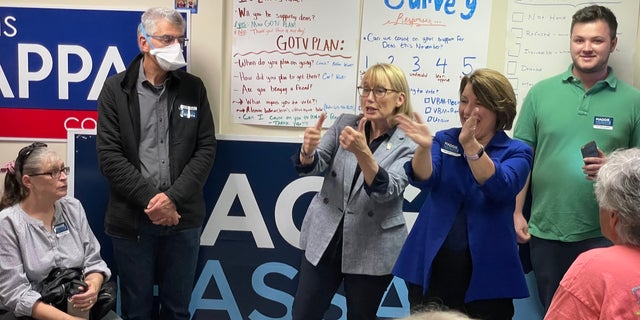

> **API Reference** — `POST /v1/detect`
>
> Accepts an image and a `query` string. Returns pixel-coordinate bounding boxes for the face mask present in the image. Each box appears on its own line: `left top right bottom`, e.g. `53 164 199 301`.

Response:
150 43 187 71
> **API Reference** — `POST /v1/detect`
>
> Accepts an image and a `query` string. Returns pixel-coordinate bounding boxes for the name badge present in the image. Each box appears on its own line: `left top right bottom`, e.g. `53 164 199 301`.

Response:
179 105 198 119
53 222 70 237
441 141 461 157
593 116 613 130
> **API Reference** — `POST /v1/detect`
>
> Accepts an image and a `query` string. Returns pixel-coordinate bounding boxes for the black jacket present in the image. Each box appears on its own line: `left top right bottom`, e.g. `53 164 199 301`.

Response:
96 53 216 239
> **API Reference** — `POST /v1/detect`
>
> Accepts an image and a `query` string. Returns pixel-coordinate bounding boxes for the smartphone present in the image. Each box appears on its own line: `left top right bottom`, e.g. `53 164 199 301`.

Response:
581 140 598 158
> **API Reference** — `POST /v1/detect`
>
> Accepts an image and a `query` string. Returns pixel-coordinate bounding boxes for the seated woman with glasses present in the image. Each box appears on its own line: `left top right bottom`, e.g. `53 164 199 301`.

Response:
0 142 111 320
291 63 417 319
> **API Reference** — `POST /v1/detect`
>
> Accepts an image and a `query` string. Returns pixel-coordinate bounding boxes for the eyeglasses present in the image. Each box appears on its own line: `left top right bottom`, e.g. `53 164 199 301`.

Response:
356 86 398 98
30 167 70 180
17 142 48 174
148 34 189 47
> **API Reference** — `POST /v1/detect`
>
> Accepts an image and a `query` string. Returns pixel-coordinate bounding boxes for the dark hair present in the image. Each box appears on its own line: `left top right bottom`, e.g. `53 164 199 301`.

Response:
0 142 51 210
459 68 517 131
571 5 617 40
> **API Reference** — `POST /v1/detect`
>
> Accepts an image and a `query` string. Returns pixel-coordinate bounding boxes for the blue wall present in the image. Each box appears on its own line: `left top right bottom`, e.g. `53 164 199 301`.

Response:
72 134 544 319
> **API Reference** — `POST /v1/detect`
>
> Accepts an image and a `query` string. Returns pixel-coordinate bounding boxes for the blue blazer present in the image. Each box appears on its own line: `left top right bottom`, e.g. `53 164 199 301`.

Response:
297 114 417 275
393 128 532 301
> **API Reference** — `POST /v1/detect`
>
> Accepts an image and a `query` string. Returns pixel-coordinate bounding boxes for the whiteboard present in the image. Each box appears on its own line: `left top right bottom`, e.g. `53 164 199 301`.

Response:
230 1 493 132
358 0 493 134
504 1 639 109
230 0 360 128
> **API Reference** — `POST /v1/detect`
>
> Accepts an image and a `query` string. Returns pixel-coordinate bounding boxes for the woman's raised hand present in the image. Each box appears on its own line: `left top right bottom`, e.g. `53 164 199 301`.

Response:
302 112 326 155
395 112 432 148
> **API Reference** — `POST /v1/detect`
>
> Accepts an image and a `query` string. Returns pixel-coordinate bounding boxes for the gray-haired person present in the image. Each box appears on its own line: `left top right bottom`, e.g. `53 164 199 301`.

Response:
96 7 216 319
545 148 640 319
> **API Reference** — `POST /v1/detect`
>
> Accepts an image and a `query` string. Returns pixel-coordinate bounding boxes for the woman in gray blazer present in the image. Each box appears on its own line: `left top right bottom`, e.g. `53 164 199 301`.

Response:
291 63 417 319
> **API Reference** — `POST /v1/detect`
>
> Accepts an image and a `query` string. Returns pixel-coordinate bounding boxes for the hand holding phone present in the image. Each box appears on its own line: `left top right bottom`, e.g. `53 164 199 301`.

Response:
581 140 599 158
581 140 602 180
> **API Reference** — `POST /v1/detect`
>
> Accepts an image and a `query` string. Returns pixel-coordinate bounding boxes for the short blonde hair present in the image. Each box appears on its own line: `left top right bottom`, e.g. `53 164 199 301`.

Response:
360 63 413 119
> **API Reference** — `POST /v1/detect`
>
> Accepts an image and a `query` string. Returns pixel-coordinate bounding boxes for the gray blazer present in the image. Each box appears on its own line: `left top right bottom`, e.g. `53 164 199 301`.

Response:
298 114 416 275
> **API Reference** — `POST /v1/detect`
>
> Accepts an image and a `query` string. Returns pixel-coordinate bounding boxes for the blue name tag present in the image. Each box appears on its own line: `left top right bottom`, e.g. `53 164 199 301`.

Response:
53 222 70 237
179 105 198 119
593 116 613 130
441 141 461 157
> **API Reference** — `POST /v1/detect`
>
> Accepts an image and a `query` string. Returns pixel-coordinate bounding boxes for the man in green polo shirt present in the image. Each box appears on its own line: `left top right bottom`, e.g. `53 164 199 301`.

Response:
512 4 640 311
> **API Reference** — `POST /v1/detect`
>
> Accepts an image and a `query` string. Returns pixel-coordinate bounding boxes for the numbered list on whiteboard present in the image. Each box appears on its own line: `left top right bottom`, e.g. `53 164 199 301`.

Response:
358 1 492 133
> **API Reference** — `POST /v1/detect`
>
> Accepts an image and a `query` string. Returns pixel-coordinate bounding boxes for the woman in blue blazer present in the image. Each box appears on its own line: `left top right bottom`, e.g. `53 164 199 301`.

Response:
393 69 533 320
291 63 417 319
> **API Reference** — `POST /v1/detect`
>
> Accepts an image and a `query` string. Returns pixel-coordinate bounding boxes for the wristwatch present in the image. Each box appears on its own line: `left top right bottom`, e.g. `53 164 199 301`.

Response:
464 145 484 161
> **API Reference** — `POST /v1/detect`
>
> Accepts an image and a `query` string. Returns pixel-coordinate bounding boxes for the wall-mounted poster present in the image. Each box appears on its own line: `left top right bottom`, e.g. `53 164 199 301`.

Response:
0 7 190 141
231 0 360 128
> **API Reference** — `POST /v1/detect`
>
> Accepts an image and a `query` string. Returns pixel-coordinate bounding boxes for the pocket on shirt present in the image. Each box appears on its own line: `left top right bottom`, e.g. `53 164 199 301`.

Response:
380 214 406 230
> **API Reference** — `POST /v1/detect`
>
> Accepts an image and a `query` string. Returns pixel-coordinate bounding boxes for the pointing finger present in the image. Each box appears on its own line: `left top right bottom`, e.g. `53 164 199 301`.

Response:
314 112 326 130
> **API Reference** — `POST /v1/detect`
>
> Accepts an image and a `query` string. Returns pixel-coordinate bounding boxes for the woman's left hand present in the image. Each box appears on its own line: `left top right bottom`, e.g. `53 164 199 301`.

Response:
340 117 369 155
395 112 432 148
459 107 479 146
70 274 103 311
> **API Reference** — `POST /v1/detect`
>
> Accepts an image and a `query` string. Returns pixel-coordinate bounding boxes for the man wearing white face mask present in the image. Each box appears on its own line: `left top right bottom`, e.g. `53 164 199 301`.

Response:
141 21 188 72
96 6 216 320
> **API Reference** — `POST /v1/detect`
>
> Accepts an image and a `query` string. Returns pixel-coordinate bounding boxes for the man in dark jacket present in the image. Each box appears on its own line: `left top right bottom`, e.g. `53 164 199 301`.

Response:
96 7 216 320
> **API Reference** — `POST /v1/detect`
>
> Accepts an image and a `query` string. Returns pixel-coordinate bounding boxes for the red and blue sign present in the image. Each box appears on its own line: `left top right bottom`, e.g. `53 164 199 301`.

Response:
0 7 187 140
